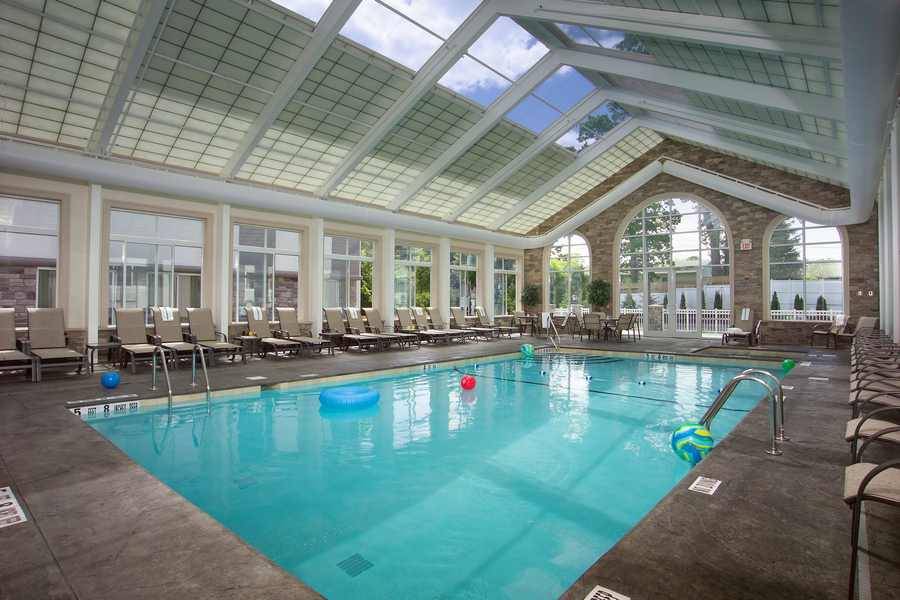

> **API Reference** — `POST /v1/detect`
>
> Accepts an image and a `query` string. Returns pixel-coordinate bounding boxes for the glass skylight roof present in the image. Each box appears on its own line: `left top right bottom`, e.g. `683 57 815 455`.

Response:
556 102 631 151
468 17 548 81
270 0 331 23
505 96 561 134
379 0 482 38
340 0 443 71
555 23 649 54
438 55 511 106
533 66 595 113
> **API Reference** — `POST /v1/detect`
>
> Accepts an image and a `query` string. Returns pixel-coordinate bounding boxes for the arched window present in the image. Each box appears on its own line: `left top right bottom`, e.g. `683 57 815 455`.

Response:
767 218 843 320
617 197 731 334
549 233 590 309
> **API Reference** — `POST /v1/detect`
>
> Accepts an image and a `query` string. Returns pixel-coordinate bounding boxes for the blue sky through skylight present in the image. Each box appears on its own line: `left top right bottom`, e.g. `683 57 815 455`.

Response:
439 55 510 106
555 23 626 49
340 0 443 71
533 66 595 113
271 0 331 22
379 0 481 38
468 16 549 80
555 102 631 150
505 96 562 133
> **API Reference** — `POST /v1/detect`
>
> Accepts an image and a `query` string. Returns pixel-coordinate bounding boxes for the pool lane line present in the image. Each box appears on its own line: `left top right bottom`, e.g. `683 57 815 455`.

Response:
453 368 750 413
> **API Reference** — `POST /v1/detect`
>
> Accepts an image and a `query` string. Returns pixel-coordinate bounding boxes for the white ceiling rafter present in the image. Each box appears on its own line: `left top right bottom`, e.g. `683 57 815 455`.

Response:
445 90 609 222
387 52 560 211
220 0 361 178
642 116 847 184
496 0 842 60
315 0 499 198
86 0 168 155
560 49 844 122
490 118 641 230
603 89 847 158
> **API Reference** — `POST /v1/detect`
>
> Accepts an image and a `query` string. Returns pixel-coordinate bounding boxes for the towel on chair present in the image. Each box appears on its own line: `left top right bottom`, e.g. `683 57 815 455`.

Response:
159 306 175 321
250 306 264 320
541 312 551 328
740 307 750 321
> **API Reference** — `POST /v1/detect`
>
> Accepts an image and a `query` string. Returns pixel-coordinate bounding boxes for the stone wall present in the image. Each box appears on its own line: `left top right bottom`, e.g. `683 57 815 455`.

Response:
522 138 879 323
0 266 39 327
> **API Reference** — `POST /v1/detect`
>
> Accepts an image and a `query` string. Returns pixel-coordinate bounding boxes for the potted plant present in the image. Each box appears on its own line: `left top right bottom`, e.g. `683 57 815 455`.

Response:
586 279 611 314
521 284 540 313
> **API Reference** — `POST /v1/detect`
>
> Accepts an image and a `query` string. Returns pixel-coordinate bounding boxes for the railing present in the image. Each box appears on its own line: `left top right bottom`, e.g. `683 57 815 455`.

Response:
701 373 782 456
621 308 732 333
192 344 212 407
770 309 843 322
547 316 561 351
150 346 173 408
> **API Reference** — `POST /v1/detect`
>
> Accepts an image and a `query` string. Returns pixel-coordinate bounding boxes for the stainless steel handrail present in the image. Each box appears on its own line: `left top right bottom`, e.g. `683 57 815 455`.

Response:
701 374 782 456
742 368 789 442
192 344 212 407
547 315 561 351
150 345 173 408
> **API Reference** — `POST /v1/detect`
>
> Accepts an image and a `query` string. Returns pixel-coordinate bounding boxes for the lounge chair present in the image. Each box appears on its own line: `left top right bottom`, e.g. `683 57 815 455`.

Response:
419 308 465 343
113 308 164 373
397 308 449 344
151 307 196 367
26 308 83 382
0 308 32 379
246 308 302 358
722 308 756 346
346 307 400 348
810 315 846 348
582 313 604 341
363 308 419 348
185 308 243 364
323 308 381 351
476 306 517 337
450 307 494 340
837 316 878 347
275 307 334 355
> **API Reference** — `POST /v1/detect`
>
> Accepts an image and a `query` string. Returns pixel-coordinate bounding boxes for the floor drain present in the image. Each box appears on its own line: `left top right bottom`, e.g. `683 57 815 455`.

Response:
337 553 373 577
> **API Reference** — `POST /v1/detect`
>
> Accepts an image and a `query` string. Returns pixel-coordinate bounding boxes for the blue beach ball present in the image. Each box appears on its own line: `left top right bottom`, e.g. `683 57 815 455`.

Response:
671 423 714 465
101 371 120 390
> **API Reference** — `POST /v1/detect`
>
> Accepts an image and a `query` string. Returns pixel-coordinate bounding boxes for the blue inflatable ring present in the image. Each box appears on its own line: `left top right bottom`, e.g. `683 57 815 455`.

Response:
319 386 380 410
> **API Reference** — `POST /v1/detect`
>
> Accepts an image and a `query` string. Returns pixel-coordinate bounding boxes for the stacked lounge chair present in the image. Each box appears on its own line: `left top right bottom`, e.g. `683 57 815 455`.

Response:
275 307 334 355
26 308 83 382
0 308 32 380
113 308 164 373
246 307 303 358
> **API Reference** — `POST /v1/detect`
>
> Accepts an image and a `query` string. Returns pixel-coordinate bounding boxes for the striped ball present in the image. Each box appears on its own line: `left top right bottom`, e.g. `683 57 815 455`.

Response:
671 423 714 465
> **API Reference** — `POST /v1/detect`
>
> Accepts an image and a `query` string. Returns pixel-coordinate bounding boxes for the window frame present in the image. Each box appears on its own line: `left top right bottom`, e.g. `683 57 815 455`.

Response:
232 223 302 322
395 243 433 309
324 234 376 309
493 256 518 316
548 233 591 310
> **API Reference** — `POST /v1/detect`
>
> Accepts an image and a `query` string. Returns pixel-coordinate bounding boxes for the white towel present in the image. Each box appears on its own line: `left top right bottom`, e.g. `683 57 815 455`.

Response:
741 307 750 321
250 306 264 320
541 312 551 328
159 306 175 321
726 327 744 334
347 307 358 319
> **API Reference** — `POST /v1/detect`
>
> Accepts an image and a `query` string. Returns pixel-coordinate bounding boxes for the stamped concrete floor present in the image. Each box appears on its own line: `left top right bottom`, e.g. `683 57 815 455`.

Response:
0 335 897 600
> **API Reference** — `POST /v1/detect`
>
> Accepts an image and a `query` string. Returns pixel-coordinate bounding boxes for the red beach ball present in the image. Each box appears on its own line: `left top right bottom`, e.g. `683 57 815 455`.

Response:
460 375 476 391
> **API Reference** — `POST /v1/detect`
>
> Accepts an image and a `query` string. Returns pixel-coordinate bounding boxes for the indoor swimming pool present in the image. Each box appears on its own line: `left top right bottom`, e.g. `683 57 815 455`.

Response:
87 353 775 599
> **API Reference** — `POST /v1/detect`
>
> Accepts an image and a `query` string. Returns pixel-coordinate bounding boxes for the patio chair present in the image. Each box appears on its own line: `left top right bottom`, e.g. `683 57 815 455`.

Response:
0 308 32 380
346 307 400 348
363 308 419 348
397 308 448 344
512 311 529 335
722 308 755 346
185 308 243 364
451 307 494 340
323 308 381 351
151 307 196 368
837 316 878 347
246 307 302 358
26 308 83 382
475 306 516 337
582 313 603 341
413 308 457 343
810 315 846 348
113 308 164 373
626 312 641 340
275 307 334 355
604 314 632 342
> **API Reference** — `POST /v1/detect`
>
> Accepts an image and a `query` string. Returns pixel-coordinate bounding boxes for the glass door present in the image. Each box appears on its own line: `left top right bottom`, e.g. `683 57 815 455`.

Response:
644 270 672 336
673 268 701 338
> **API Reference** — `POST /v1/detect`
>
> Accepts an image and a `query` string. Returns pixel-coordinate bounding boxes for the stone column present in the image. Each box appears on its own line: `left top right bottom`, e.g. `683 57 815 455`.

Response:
86 184 102 344
307 218 324 336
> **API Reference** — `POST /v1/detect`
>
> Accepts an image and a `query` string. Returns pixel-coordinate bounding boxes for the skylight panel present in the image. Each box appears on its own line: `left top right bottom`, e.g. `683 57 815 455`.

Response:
340 0 442 71
505 96 561 134
555 23 597 46
379 0 481 38
533 66 595 113
468 16 548 80
555 102 630 151
438 55 511 106
270 0 331 23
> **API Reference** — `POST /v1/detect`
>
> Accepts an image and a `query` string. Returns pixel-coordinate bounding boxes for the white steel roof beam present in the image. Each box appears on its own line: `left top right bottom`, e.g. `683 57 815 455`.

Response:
220 0 361 178
641 116 848 183
560 49 844 122
87 0 168 155
446 90 609 222
496 0 842 60
490 118 641 230
603 89 847 158
388 52 560 211
317 0 499 197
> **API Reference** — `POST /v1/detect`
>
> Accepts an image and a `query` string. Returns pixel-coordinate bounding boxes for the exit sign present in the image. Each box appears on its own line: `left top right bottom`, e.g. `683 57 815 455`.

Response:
740 239 752 251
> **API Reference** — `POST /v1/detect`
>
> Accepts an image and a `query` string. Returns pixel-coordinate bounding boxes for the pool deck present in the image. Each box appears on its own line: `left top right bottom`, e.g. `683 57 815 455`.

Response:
0 335 897 599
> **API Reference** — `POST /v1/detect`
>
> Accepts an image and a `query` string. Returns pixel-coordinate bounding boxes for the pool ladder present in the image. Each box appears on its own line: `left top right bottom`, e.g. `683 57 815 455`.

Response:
149 345 212 410
150 346 174 408
191 343 212 408
700 369 788 456
547 316 561 351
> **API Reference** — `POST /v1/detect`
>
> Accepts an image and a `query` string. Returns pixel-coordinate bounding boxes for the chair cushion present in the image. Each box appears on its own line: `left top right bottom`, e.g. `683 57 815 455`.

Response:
0 309 17 351
0 349 30 362
122 343 158 355
31 347 82 360
162 341 195 352
844 418 900 443
843 463 900 503
262 337 299 347
27 308 66 349
199 341 240 351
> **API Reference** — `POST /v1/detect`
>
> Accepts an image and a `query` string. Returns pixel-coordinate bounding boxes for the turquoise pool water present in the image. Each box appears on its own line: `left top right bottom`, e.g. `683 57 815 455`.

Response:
87 354 774 599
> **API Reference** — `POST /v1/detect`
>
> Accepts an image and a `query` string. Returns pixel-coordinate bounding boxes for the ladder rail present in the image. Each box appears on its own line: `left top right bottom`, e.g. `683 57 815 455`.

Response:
150 345 173 408
547 315 561 350
701 373 782 456
742 368 788 442
192 344 212 408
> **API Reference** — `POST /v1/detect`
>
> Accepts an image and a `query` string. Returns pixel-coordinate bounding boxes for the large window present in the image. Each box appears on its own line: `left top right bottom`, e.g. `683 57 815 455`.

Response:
233 224 300 321
450 251 478 314
618 198 731 332
549 234 589 309
768 218 843 321
395 244 431 308
325 236 374 308
493 257 517 316
0 196 59 326
108 210 203 324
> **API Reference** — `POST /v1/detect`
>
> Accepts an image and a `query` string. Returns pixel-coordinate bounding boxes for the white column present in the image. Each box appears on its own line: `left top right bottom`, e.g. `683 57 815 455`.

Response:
881 153 893 334
482 243 495 322
379 228 396 331
86 184 103 344
890 110 900 341
516 253 524 313
436 237 451 330
216 204 231 332
307 217 324 336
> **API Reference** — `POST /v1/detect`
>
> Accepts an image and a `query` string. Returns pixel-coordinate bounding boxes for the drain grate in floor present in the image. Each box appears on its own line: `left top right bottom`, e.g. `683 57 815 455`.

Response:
337 553 373 577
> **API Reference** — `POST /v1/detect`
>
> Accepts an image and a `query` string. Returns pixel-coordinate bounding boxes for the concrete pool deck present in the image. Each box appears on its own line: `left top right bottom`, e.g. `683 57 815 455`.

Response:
0 335 897 599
